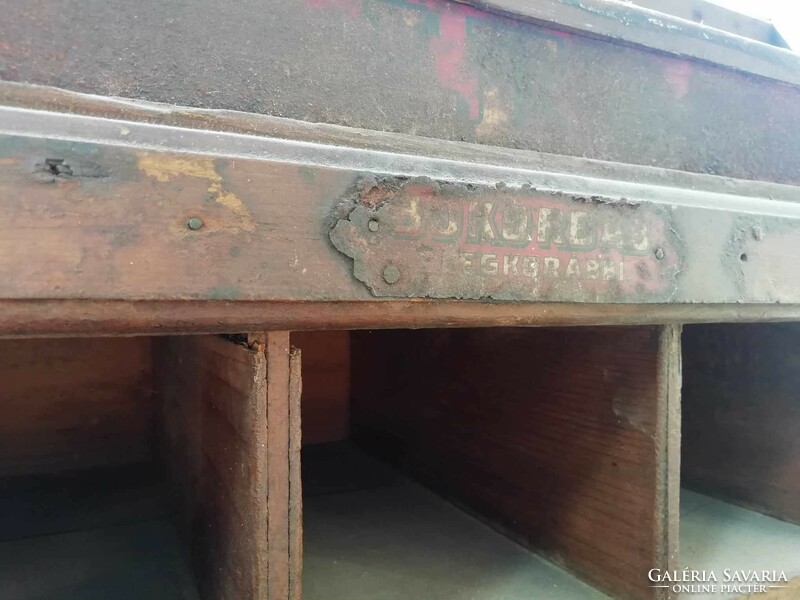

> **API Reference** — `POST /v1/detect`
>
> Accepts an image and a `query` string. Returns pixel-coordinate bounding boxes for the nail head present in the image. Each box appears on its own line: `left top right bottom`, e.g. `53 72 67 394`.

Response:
382 264 401 284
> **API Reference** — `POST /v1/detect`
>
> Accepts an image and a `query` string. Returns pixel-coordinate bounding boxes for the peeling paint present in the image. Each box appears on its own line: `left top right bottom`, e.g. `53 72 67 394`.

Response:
138 153 255 231
474 86 510 138
138 154 221 183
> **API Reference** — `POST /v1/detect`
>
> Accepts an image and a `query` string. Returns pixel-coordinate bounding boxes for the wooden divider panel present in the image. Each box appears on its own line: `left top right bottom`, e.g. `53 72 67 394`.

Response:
291 331 350 445
155 333 301 600
683 323 800 525
351 326 681 600
0 337 154 476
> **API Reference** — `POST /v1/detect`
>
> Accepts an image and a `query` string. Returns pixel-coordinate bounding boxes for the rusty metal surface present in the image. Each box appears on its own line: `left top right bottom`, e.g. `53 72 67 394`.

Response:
1 0 800 186
330 177 681 302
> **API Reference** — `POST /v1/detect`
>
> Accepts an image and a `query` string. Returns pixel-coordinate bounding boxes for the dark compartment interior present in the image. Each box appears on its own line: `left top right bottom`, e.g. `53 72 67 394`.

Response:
1 325 798 600
679 324 800 598
0 337 198 600
296 327 677 600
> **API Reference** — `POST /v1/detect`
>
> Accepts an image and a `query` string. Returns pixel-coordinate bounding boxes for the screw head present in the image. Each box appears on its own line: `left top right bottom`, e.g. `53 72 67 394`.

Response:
382 264 401 284
368 219 379 232
654 247 665 260
187 216 204 231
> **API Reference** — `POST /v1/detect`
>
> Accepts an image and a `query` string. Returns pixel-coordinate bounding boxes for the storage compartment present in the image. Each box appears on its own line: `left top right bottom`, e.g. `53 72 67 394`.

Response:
0 337 196 600
296 326 680 600
0 333 300 600
681 324 800 598
15 324 800 600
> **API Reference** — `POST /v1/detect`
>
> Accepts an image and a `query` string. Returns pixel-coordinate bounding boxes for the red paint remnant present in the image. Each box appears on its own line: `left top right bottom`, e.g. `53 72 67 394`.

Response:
309 0 483 120
410 0 483 120
663 60 692 100
307 0 362 18
431 9 479 119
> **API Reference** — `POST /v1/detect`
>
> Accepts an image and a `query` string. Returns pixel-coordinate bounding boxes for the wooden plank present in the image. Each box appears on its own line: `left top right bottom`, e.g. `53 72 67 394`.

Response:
156 333 300 600
682 323 800 525
265 332 291 599
351 326 681 600
288 347 303 600
3 300 800 338
155 335 268 600
0 337 154 476
1 92 800 310
291 332 349 445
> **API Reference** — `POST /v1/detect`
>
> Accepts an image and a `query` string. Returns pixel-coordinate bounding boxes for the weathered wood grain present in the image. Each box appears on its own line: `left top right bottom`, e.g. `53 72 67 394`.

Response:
1 89 800 313
291 332 350 445
288 347 303 600
2 300 800 338
682 323 800 525
265 332 291 599
156 335 268 600
155 333 301 600
0 337 154 476
351 326 681 600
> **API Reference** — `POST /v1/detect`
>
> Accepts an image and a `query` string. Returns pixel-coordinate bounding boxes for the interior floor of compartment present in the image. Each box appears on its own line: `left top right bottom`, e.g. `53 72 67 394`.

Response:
302 442 608 600
0 464 199 600
681 489 800 600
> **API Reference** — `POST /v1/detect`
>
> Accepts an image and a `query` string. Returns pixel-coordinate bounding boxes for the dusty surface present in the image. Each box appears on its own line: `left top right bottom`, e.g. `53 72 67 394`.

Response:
2 0 800 184
303 442 608 600
0 465 198 600
681 491 800 600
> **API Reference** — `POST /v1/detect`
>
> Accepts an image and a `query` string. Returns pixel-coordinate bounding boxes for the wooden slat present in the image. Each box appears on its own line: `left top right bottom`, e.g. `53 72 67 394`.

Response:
351 326 681 600
288 347 303 600
155 333 300 600
156 335 267 600
265 333 291 599
3 300 800 338
682 323 800 525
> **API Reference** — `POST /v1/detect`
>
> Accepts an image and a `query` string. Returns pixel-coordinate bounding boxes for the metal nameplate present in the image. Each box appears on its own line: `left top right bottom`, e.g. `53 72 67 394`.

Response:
330 178 680 302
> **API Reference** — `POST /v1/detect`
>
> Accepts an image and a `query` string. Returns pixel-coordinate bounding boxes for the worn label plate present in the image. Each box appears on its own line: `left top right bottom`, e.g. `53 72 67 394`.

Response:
330 178 680 302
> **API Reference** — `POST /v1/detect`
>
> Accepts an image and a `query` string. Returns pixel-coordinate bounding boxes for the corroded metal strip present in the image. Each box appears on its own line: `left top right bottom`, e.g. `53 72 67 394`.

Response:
330 178 680 302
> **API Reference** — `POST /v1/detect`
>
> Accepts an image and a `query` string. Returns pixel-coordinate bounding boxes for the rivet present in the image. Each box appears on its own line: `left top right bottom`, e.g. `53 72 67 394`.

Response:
382 264 401 284
368 219 380 232
187 216 204 231
654 247 665 260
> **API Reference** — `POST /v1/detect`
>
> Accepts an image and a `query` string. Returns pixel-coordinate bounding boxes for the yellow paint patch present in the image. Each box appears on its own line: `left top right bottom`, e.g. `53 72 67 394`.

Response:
210 185 255 231
402 10 420 26
137 154 221 183
138 153 254 231
475 86 510 139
